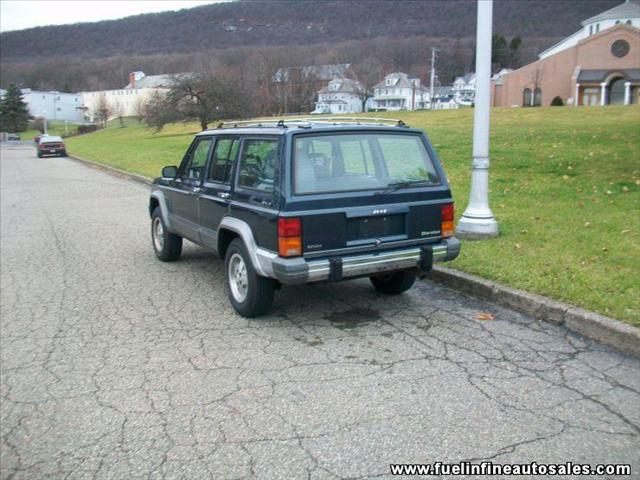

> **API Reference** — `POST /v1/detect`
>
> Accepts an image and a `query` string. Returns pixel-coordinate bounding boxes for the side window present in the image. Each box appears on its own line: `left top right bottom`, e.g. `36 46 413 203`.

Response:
181 138 212 180
237 139 278 192
208 138 239 183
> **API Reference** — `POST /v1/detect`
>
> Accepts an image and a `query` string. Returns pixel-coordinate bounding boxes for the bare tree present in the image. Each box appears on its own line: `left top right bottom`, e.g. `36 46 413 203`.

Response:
142 71 248 131
353 57 384 111
141 91 177 131
112 101 125 127
95 93 111 127
132 95 146 122
166 71 248 130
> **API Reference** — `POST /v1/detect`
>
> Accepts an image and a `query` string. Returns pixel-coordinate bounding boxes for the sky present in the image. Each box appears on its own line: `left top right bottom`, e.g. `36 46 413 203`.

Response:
0 0 226 33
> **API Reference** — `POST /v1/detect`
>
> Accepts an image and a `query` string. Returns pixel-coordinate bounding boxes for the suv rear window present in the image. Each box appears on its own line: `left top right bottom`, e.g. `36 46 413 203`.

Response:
293 133 439 195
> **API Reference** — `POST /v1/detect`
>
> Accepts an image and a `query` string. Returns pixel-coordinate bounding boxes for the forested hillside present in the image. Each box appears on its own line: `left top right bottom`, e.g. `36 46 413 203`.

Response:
0 0 619 91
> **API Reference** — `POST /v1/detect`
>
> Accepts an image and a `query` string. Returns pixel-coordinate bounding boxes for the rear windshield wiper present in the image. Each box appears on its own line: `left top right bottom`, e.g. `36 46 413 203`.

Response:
376 180 431 195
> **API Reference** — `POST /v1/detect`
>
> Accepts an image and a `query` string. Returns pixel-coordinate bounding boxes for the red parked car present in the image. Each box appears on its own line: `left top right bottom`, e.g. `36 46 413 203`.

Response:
37 136 66 158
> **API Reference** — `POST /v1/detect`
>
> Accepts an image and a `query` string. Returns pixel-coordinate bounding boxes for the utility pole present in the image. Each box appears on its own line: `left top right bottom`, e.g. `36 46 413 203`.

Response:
412 81 416 110
429 47 438 110
456 0 499 239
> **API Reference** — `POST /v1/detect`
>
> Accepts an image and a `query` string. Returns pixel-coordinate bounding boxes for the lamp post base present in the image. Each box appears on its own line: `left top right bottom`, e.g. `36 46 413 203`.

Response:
456 215 499 240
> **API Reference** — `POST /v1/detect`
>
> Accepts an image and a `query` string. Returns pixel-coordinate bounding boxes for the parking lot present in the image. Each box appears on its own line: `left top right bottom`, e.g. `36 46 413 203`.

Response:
1 142 639 478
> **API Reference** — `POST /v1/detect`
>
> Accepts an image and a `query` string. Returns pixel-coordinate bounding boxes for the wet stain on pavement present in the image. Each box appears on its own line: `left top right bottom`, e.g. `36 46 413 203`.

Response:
324 307 381 329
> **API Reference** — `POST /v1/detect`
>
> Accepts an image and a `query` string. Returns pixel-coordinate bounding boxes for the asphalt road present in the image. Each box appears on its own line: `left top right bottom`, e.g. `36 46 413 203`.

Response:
1 142 639 479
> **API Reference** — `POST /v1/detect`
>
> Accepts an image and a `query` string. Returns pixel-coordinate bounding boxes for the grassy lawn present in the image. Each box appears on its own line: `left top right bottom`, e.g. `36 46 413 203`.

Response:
64 106 640 325
19 121 74 141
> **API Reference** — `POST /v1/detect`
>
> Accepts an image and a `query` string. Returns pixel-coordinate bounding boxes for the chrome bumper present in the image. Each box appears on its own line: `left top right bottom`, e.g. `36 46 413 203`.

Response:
259 237 461 285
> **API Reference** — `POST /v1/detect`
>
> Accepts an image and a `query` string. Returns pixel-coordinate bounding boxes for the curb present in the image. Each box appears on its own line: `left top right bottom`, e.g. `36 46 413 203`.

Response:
427 266 640 358
67 154 152 185
66 152 640 358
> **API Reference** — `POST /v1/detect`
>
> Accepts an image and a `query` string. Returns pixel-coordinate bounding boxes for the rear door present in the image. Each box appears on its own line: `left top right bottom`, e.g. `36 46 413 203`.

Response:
229 137 280 252
287 131 451 257
171 136 213 242
199 136 240 250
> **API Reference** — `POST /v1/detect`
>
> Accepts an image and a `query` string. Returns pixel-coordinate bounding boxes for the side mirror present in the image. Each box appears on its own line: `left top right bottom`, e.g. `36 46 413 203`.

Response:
162 166 178 178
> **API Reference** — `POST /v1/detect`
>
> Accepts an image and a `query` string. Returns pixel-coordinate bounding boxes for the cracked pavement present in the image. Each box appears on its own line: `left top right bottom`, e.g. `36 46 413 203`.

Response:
1 143 639 479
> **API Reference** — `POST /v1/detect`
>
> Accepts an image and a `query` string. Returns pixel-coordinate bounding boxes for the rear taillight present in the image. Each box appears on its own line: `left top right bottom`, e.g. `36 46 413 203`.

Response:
278 217 302 257
441 203 454 238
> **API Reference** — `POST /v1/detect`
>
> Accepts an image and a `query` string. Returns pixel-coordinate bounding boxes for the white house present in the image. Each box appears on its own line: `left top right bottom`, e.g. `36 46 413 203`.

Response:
21 89 85 123
81 71 177 122
312 78 365 114
539 0 640 59
452 73 476 105
370 72 430 111
431 86 459 110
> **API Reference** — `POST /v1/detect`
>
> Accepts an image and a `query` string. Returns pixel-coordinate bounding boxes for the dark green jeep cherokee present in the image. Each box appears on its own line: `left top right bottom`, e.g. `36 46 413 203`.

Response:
149 118 460 317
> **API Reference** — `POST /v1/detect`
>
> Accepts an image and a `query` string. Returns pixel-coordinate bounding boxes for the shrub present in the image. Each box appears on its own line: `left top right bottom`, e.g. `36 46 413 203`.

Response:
77 124 100 135
551 96 564 106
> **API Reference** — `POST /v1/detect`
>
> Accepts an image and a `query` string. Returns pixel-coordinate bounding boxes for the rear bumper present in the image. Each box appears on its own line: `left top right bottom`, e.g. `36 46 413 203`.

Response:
39 149 65 155
260 237 461 285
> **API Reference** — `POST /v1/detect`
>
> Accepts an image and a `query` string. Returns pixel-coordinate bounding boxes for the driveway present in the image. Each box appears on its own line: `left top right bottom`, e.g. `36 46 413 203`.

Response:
1 143 639 479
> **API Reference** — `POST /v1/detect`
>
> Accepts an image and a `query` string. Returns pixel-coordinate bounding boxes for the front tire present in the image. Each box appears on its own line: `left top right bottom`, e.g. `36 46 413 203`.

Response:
225 238 275 318
370 269 417 295
151 207 182 261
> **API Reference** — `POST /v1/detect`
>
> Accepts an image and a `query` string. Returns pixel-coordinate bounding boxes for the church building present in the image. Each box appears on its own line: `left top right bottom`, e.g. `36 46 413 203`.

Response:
493 1 640 107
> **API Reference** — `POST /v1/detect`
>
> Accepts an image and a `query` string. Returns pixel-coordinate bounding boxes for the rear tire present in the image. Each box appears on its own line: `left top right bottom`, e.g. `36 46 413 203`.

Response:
37 152 43 158
225 238 275 318
61 150 67 157
151 207 182 261
370 269 417 295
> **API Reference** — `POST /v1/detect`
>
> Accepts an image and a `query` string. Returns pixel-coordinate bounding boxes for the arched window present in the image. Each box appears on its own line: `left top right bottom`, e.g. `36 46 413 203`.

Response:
533 88 542 106
609 77 626 105
523 88 532 106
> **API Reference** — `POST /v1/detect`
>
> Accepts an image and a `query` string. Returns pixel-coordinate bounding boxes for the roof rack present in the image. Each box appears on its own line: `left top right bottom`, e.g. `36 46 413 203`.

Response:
216 117 408 129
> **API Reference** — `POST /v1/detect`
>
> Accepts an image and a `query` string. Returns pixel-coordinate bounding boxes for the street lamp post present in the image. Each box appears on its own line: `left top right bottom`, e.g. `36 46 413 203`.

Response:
456 0 499 239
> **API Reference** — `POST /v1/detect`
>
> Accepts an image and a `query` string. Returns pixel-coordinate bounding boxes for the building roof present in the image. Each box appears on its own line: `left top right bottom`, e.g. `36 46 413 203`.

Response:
318 78 364 94
454 73 476 84
539 2 640 59
373 72 426 91
577 68 640 82
581 0 640 25
20 88 80 96
124 74 176 89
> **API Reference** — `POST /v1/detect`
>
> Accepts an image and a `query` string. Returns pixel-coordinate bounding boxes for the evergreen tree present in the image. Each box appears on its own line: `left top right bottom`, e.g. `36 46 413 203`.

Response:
508 36 522 68
492 34 508 70
0 84 30 133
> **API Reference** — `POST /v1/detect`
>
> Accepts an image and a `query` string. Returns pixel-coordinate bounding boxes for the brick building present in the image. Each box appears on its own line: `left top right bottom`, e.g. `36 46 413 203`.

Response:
493 1 640 107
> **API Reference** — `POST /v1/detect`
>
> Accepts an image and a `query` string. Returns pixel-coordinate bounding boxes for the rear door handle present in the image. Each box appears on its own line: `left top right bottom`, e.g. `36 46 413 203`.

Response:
217 192 230 199
191 187 201 195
